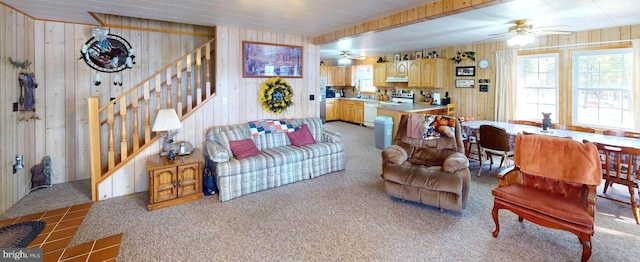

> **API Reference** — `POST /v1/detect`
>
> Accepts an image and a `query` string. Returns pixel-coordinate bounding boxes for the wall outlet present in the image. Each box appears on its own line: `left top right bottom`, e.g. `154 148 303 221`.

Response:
13 102 19 112
309 94 315 101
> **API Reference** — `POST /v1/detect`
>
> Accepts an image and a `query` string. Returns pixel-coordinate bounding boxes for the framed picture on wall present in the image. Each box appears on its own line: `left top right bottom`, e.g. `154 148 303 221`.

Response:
455 66 476 76
242 41 303 78
455 79 475 88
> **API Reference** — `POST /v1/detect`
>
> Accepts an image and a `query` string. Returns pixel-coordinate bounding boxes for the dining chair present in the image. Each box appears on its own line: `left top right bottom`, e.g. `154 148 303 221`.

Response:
552 124 596 133
458 116 480 161
446 103 456 117
603 129 640 139
589 141 640 224
508 119 542 127
477 125 514 177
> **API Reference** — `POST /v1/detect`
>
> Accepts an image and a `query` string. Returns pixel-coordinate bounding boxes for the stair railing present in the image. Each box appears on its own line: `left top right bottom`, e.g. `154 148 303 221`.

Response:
88 38 215 201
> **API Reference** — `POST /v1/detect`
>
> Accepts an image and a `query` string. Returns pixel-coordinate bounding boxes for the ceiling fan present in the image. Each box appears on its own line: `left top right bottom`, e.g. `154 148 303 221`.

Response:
480 19 573 45
339 50 366 61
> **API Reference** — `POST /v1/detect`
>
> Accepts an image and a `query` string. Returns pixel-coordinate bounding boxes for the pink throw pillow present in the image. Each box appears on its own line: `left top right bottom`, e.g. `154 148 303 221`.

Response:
229 139 261 159
287 124 315 146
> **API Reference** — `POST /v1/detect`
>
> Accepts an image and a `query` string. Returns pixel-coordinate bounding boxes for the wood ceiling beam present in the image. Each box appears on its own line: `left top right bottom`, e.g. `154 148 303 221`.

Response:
313 0 516 45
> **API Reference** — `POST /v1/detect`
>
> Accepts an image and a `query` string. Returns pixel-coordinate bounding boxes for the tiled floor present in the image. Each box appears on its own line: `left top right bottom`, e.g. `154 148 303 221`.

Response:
0 202 122 262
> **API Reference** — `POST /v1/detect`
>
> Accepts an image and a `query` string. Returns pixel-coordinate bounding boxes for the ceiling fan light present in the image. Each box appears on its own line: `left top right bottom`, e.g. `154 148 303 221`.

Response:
508 33 535 46
338 57 351 65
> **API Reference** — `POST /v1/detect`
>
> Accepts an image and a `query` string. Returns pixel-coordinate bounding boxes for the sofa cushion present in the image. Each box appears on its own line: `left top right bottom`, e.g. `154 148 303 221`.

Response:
262 146 307 166
215 153 276 177
229 139 261 160
287 124 316 146
492 184 593 227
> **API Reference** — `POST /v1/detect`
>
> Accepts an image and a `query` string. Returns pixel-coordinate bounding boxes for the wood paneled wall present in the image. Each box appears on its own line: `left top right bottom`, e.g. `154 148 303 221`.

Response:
0 3 212 213
211 26 320 126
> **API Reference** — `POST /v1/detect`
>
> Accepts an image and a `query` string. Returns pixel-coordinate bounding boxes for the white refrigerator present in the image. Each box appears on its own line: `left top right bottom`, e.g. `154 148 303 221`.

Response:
319 76 327 123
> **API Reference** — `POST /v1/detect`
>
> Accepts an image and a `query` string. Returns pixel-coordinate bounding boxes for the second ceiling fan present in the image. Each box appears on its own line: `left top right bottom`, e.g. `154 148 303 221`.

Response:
482 19 573 45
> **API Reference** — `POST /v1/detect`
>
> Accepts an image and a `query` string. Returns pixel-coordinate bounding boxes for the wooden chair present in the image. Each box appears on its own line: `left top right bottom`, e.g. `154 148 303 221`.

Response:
552 124 596 133
508 119 542 127
603 129 640 139
477 125 514 177
493 135 602 262
458 116 477 158
446 103 456 117
590 141 640 224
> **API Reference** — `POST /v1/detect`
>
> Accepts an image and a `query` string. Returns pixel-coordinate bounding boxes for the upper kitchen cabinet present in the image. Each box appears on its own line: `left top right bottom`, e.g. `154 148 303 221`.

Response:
373 63 387 86
420 59 445 88
396 61 408 77
407 60 421 87
322 66 354 86
385 61 408 77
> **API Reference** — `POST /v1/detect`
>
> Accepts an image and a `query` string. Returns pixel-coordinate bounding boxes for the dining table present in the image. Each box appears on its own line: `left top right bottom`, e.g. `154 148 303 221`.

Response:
460 120 640 150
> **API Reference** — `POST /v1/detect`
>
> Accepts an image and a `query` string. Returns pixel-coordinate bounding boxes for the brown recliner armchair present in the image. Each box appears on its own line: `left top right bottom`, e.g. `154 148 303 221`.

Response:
492 134 602 262
381 114 470 213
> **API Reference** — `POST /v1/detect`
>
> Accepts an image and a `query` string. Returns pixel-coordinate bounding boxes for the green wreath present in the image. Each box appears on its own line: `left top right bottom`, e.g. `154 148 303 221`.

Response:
258 77 294 114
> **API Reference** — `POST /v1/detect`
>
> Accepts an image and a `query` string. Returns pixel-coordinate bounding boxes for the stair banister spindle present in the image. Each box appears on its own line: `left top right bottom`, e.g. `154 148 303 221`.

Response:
155 74 162 112
196 49 202 105
206 42 211 97
107 104 115 170
120 96 128 160
166 67 172 108
132 96 139 151
144 82 151 143
176 60 183 118
187 54 193 111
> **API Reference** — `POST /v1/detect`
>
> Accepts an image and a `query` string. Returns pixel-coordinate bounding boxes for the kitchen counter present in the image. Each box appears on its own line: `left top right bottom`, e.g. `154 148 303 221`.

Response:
377 104 447 138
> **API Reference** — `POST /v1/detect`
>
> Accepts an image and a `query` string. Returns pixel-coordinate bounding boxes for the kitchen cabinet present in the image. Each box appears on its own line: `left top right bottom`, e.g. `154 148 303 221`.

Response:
407 60 421 87
373 63 387 86
386 62 397 77
420 59 445 88
322 66 352 86
354 102 364 124
334 99 363 124
385 61 408 77
396 61 408 76
147 149 203 211
326 99 337 121
334 66 346 86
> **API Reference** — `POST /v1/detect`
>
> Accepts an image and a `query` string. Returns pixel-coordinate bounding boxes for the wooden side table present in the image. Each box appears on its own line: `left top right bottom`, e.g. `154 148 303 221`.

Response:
147 148 203 211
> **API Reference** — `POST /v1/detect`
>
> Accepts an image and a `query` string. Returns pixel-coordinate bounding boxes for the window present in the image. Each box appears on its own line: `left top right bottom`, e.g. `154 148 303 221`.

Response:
354 64 375 92
572 48 633 129
516 53 560 121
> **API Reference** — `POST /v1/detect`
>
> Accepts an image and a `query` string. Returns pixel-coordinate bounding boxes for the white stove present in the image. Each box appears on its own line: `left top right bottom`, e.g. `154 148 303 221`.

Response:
386 91 414 105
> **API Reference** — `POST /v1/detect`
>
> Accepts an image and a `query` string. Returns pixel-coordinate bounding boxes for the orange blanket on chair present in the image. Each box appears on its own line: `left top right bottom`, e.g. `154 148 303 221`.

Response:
514 134 602 185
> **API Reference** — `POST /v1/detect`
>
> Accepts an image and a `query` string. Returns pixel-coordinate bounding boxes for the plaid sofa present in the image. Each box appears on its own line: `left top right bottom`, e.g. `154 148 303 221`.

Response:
204 117 345 201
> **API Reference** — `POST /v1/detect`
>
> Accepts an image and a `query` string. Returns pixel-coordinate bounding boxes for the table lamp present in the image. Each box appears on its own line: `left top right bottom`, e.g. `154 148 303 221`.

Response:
152 109 182 156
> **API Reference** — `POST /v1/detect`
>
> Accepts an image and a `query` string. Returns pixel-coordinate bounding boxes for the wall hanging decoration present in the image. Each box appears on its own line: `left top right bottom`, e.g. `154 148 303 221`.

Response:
8 57 40 122
80 27 135 86
451 51 476 64
258 77 294 114
243 41 303 78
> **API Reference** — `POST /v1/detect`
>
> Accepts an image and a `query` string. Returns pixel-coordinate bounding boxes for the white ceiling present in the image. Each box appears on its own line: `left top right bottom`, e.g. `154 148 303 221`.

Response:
3 0 640 60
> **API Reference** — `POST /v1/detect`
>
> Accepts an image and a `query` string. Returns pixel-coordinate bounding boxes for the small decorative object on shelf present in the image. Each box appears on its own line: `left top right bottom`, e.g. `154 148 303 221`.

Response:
541 112 552 131
167 150 177 160
451 51 476 64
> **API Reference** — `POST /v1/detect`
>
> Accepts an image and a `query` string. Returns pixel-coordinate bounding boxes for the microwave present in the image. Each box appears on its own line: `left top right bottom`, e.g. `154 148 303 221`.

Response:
326 88 335 98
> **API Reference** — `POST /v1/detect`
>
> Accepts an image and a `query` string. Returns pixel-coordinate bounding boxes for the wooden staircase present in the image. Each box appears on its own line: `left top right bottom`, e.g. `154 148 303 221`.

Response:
87 38 215 201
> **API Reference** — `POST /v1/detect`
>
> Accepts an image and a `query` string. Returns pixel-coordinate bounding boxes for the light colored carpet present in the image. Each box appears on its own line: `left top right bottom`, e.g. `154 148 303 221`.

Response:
2 121 640 261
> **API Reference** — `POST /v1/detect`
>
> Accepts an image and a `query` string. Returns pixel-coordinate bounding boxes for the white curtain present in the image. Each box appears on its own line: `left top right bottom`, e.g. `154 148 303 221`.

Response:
494 49 518 122
633 39 640 131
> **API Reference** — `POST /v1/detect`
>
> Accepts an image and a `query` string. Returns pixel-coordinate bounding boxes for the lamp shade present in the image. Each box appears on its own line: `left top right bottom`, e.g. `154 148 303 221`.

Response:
152 109 182 132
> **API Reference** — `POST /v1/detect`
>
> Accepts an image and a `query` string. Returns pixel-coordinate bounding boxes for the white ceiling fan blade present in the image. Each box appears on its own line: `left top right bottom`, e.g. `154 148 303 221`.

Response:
531 25 570 31
534 30 573 35
487 32 509 37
